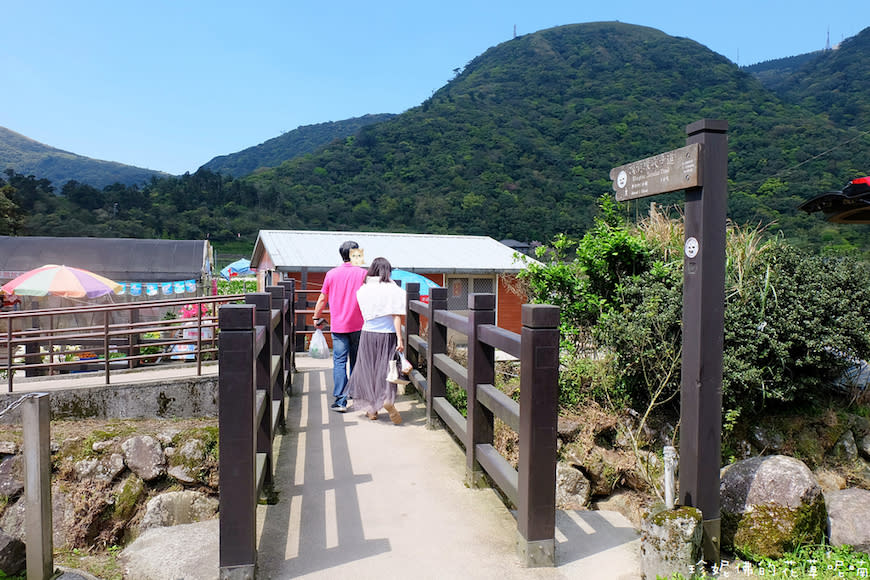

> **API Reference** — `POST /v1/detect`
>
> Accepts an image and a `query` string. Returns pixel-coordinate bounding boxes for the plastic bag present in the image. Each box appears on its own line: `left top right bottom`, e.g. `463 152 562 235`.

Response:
386 348 411 385
308 328 330 359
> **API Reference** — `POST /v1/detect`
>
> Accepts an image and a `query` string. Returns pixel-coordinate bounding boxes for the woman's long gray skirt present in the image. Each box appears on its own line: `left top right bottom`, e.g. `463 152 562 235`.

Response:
347 330 397 415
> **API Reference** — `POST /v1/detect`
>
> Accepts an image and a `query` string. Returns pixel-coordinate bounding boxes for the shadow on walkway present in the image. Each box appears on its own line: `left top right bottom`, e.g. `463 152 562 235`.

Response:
256 356 641 579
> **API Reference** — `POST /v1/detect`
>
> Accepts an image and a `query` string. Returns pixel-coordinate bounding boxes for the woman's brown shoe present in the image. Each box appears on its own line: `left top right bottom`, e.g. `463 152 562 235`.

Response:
366 412 378 420
384 403 403 425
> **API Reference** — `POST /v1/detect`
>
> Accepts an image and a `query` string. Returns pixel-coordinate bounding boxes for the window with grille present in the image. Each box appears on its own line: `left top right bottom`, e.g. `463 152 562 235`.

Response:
445 276 496 311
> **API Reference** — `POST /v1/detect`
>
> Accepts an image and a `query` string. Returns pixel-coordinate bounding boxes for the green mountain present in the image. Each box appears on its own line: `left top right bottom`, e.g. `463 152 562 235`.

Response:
241 22 870 248
0 126 169 188
742 52 826 91
769 27 870 129
4 22 870 255
200 114 396 177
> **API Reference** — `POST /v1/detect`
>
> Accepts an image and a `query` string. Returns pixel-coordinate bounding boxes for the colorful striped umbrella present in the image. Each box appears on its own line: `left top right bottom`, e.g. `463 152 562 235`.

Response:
1 264 122 299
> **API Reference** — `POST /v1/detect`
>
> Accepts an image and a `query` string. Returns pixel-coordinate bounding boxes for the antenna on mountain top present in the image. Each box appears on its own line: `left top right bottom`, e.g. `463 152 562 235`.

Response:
513 24 517 39
826 26 831 51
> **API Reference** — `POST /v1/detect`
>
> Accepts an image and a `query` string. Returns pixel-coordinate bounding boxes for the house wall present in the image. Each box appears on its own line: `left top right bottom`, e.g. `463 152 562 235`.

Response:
497 274 526 334
277 269 526 335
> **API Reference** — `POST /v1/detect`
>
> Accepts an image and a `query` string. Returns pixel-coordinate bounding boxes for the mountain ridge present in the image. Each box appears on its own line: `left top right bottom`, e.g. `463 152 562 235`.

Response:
2 22 869 254
0 126 169 188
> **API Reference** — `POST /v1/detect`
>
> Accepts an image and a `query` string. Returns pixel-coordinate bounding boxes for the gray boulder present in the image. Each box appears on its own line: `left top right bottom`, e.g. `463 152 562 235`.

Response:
139 490 218 532
720 455 826 558
0 527 25 575
826 488 870 553
0 456 24 499
0 441 18 455
833 430 859 462
640 506 702 580
121 435 166 481
860 434 870 461
555 462 591 509
168 439 206 484
73 453 125 482
121 519 218 580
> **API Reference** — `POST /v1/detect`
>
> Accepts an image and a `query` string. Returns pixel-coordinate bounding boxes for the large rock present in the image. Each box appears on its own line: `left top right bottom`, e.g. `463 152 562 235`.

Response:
826 488 870 553
0 485 77 549
720 455 827 559
0 528 25 575
167 439 206 484
73 453 125 482
121 519 218 580
555 462 591 508
121 435 166 481
833 430 859 462
640 506 702 580
139 491 218 532
0 456 24 498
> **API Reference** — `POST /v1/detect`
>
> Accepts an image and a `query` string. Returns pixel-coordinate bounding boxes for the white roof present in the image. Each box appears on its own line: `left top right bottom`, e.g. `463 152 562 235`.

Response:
251 230 535 274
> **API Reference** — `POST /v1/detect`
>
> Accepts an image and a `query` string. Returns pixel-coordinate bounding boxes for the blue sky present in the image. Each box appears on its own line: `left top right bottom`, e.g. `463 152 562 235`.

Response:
1 1 865 176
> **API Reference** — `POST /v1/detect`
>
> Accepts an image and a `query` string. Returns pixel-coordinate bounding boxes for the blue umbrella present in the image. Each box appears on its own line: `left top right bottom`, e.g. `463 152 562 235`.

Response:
220 258 253 280
390 269 441 297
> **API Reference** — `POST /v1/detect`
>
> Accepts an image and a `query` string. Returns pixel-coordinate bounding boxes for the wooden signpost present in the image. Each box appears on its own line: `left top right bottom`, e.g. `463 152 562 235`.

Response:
610 119 728 565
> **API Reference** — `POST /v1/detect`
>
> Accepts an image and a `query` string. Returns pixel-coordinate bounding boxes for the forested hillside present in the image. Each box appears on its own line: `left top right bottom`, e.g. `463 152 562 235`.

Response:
200 114 395 177
241 22 870 249
742 52 825 91
0 126 168 188
2 22 870 255
772 27 870 129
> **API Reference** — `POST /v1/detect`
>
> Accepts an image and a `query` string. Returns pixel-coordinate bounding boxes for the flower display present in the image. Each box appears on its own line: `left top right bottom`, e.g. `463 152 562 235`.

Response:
179 303 210 319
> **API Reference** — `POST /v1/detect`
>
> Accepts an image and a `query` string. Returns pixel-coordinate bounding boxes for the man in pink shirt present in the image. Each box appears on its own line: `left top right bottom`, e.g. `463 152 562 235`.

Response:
312 241 367 412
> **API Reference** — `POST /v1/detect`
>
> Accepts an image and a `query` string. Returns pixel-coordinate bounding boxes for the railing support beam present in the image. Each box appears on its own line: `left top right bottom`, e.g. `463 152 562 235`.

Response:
517 304 559 567
466 293 495 488
23 392 53 580
218 304 257 577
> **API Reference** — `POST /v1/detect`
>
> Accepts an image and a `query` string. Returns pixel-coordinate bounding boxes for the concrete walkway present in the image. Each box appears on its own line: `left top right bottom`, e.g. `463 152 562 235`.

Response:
255 355 641 579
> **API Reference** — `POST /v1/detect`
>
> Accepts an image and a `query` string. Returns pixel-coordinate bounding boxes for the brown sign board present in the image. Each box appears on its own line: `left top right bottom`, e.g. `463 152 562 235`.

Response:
610 143 702 201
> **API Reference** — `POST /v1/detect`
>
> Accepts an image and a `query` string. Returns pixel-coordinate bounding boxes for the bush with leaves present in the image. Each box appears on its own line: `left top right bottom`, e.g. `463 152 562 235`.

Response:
523 200 870 421
517 196 651 353
722 240 870 414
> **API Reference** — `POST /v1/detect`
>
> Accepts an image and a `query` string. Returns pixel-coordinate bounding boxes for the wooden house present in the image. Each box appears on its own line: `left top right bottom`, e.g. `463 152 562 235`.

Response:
250 230 535 334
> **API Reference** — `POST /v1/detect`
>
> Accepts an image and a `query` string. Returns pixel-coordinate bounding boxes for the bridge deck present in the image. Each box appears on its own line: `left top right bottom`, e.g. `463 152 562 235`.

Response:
255 355 641 579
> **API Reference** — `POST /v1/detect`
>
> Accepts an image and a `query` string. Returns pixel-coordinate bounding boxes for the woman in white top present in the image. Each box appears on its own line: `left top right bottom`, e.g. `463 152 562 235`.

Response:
347 257 406 423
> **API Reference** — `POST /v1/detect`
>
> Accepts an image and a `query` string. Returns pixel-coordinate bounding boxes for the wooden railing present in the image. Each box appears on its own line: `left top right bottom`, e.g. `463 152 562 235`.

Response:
0 294 246 391
403 283 560 567
217 282 293 579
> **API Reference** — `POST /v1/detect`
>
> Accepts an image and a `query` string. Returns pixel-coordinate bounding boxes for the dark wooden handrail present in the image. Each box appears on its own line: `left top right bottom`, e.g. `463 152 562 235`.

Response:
218 284 292 577
0 294 245 391
403 282 559 568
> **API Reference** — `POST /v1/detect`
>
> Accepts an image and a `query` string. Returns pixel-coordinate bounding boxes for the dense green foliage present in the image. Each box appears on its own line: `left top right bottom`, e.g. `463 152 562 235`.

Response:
1 22 869 255
201 114 395 177
521 202 870 420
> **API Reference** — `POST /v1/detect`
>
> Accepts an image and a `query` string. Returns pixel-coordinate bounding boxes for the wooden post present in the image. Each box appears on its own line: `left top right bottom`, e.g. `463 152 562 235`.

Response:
294 279 307 354
517 304 559 567
404 283 421 370
681 119 728 564
426 287 448 427
23 392 53 580
218 304 257 578
466 293 495 488
266 285 287 433
129 308 140 369
279 279 297 374
246 293 274 488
